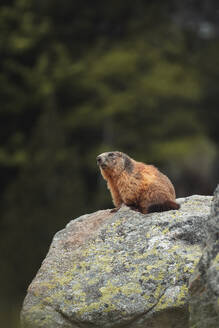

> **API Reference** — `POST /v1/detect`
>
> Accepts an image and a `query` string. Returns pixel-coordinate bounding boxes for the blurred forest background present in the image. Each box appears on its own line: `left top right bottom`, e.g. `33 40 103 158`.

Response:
0 0 219 327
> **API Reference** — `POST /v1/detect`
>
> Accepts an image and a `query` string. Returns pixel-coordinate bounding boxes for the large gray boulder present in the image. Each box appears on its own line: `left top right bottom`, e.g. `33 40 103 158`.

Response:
21 195 212 328
189 186 219 328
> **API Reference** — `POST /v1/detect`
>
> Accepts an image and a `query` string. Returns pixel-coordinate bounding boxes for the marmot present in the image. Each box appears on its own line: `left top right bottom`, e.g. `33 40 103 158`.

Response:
97 151 180 214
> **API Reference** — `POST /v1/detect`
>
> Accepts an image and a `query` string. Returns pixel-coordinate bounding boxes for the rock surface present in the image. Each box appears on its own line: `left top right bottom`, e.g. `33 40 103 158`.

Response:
189 186 219 328
21 195 212 328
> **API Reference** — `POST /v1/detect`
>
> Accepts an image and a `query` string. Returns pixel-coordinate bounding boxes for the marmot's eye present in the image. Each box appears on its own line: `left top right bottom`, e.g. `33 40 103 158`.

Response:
108 153 114 157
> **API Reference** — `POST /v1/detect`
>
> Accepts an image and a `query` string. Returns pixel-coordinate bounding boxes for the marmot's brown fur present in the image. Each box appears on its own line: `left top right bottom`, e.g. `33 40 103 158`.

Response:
97 151 180 214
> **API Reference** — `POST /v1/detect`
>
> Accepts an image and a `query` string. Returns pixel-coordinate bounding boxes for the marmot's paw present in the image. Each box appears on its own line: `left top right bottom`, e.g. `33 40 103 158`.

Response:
128 205 141 212
110 207 119 213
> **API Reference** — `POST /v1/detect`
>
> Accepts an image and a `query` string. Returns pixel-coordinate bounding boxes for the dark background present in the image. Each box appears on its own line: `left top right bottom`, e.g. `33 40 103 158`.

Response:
0 0 219 327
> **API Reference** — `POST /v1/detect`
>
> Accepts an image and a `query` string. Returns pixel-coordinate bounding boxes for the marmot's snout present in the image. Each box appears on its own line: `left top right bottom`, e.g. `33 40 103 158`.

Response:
97 152 120 169
97 155 106 167
96 155 102 165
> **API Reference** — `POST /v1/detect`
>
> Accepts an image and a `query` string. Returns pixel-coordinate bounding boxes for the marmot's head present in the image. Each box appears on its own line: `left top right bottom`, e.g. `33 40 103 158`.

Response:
97 151 133 177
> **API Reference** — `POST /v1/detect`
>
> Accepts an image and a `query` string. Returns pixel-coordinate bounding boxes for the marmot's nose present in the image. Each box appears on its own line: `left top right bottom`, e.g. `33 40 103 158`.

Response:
96 155 103 165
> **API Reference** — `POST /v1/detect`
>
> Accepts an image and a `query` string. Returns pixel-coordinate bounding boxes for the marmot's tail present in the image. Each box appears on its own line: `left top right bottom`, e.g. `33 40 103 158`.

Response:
148 200 180 213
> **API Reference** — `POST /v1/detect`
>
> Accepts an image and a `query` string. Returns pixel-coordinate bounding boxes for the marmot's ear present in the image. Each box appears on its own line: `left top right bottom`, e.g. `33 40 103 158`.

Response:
123 155 134 173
